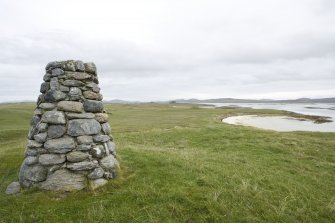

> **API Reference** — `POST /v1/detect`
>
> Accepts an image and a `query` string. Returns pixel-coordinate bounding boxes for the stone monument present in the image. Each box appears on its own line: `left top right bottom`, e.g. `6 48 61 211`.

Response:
6 60 118 194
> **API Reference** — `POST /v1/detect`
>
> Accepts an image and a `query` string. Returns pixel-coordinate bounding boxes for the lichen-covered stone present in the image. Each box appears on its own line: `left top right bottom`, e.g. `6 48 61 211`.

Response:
67 161 97 171
27 140 43 148
44 90 67 102
86 82 100 93
83 91 103 100
37 123 48 132
39 169 86 191
39 154 66 165
39 103 56 110
88 167 104 179
34 132 47 143
47 125 66 139
75 60 85 72
83 100 103 113
51 68 64 77
62 61 76 71
40 82 50 93
57 101 83 113
94 113 108 123
24 156 38 166
50 77 60 90
65 72 91 80
63 79 84 87
93 135 110 143
44 137 75 153
19 164 47 183
66 151 89 162
67 113 95 119
42 111 66 124
84 62 96 74
101 123 112 134
68 87 82 100
100 155 118 170
77 135 93 144
67 119 101 136
90 178 108 190
5 182 21 195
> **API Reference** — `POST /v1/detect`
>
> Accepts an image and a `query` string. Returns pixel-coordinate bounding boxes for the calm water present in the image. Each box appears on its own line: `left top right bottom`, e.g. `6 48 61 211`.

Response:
207 103 335 132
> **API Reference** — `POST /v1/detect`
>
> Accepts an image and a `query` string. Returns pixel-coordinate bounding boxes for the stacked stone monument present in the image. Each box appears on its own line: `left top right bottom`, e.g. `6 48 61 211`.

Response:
10 60 118 193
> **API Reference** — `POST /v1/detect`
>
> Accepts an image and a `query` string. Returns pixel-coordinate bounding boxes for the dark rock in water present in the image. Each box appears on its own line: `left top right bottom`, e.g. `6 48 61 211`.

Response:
67 119 101 136
83 100 103 112
39 169 86 191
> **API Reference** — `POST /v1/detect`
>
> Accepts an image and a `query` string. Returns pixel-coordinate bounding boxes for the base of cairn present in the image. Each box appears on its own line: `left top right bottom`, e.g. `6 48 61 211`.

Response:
6 60 118 194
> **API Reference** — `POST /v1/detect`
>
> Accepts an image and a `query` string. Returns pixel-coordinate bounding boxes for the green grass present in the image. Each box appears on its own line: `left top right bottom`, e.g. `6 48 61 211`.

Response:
0 102 334 223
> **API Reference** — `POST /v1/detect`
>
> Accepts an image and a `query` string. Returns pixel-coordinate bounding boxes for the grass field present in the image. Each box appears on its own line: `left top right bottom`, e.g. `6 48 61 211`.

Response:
0 102 334 223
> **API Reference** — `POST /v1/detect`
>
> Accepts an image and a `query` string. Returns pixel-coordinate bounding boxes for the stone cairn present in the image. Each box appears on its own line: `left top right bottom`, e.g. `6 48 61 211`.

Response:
6 60 118 194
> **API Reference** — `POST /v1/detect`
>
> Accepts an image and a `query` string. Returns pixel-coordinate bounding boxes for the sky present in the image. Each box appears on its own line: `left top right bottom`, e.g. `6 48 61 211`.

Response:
0 0 335 102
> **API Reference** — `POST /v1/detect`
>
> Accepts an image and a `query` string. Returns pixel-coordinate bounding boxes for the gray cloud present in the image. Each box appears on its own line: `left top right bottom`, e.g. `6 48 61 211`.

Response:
0 0 335 102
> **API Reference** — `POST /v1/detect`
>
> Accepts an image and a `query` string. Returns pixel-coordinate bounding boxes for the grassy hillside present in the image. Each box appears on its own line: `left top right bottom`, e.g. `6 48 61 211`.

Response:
0 103 334 222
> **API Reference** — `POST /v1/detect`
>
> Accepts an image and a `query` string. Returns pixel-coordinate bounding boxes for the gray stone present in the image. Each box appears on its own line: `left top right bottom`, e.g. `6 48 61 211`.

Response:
59 85 70 92
51 68 64 77
83 100 103 113
24 156 38 166
36 147 48 154
41 111 66 124
100 155 118 170
45 61 61 70
31 115 40 127
92 76 99 84
47 125 66 139
63 80 84 87
75 60 85 72
43 73 52 81
25 148 38 157
62 61 76 71
67 112 95 119
19 164 47 183
67 119 101 136
34 108 43 115
83 91 103 100
5 182 21 195
94 113 109 123
44 137 75 153
39 169 86 191
34 132 47 143
44 90 67 102
91 146 105 158
66 151 89 162
27 140 42 148
67 161 97 171
69 87 82 100
88 167 104 179
90 178 108 190
107 141 116 155
77 144 91 151
84 62 96 74
86 82 100 93
38 103 56 110
40 82 50 93
93 135 110 143
102 123 112 134
50 77 59 90
65 72 91 80
57 101 83 113
39 154 66 165
37 123 48 132
28 126 39 140
77 135 93 144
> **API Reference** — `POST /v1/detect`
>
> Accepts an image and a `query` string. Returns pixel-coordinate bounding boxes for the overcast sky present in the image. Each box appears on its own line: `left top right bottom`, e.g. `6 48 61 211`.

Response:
0 0 335 102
